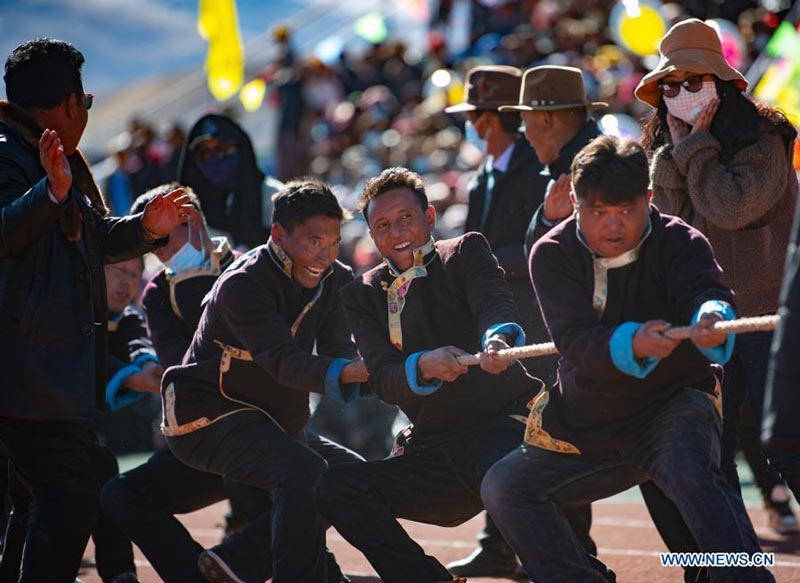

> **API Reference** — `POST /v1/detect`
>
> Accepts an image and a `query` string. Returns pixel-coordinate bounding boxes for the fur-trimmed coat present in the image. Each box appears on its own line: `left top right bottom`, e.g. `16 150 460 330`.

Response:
0 101 161 419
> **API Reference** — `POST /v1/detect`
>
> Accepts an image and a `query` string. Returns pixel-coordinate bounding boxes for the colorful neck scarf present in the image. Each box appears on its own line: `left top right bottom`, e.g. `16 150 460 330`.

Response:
381 238 436 350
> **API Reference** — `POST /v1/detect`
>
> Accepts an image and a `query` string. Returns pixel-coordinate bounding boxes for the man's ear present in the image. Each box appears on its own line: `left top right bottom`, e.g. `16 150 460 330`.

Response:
65 92 79 119
426 205 436 231
569 190 578 207
271 222 286 243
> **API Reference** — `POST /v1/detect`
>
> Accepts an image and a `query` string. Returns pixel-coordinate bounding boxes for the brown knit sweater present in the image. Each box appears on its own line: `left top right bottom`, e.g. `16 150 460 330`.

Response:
650 124 798 316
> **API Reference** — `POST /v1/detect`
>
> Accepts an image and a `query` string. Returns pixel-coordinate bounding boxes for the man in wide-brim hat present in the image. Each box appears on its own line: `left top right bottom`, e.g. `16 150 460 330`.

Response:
499 65 606 253
445 64 593 579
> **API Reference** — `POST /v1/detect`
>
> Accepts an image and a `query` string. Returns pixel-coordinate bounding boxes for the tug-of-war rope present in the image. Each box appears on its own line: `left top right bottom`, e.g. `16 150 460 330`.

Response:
456 314 781 366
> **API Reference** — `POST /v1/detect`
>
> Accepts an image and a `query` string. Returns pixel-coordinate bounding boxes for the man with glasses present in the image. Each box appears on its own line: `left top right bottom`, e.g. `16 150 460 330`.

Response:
0 38 190 581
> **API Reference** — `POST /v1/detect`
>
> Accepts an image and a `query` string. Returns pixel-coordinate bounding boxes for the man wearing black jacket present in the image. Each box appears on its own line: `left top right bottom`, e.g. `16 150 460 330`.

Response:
162 179 367 582
314 167 544 583
443 65 554 578
0 38 190 581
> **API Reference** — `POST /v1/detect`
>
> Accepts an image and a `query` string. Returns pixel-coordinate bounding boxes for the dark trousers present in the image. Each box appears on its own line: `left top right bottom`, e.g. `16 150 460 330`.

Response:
482 389 773 583
103 428 362 583
102 448 235 583
165 411 349 583
0 418 100 583
314 414 531 583
642 332 800 580
740 399 784 498
1 444 134 583
726 332 800 497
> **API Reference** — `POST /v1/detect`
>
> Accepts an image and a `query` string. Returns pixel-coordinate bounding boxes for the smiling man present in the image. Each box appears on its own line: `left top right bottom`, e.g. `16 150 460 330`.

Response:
480 136 773 583
313 167 543 583
160 179 367 583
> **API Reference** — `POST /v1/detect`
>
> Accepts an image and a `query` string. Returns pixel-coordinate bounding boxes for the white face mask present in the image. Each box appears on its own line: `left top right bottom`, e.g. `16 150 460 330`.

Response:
663 80 717 126
165 220 206 273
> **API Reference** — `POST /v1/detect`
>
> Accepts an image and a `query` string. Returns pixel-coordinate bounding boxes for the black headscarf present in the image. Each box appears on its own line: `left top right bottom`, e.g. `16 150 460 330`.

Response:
178 113 267 249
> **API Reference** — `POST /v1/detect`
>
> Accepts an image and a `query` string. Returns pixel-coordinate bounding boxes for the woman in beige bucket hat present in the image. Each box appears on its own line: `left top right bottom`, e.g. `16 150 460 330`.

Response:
635 15 800 569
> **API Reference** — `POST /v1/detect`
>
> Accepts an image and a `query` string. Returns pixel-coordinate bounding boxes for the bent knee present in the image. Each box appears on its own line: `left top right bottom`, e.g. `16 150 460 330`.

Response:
481 458 518 515
313 464 361 513
296 447 328 482
100 476 127 516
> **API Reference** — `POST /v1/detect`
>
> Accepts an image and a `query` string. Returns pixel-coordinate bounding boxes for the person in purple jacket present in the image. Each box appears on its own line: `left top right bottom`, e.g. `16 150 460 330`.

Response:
481 135 773 583
162 178 368 582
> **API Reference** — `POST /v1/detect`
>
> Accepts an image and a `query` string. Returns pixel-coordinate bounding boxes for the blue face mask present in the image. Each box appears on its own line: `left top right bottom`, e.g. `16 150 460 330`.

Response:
464 120 487 154
197 152 240 189
165 222 206 273
166 242 206 273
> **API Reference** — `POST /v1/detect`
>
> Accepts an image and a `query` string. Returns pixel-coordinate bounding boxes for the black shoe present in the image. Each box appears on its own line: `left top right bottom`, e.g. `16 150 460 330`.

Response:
198 548 246 583
587 554 616 583
446 547 520 578
325 547 351 583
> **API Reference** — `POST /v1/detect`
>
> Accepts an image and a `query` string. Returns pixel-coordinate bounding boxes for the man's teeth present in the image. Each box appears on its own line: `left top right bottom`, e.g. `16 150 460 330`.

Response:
306 267 322 276
394 242 411 250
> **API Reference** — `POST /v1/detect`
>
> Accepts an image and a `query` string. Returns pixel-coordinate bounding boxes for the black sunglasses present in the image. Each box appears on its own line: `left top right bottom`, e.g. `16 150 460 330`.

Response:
657 76 707 98
84 93 94 110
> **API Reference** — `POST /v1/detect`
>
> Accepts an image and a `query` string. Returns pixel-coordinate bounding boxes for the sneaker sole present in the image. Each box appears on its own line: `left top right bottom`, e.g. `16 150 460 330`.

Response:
198 549 246 583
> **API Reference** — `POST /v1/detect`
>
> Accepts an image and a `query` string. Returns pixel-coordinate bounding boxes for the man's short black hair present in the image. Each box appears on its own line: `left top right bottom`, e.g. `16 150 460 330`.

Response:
491 111 522 136
272 178 344 232
571 136 649 205
359 167 428 224
4 38 85 109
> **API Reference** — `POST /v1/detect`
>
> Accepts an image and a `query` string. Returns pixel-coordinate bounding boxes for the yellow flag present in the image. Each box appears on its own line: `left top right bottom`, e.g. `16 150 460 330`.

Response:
198 0 244 101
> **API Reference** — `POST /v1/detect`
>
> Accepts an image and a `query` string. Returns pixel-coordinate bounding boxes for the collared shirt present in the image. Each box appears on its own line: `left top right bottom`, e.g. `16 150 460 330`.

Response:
487 142 515 174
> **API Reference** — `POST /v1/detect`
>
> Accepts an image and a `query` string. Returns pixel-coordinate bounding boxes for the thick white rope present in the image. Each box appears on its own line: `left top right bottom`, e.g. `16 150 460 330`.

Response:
456 314 780 366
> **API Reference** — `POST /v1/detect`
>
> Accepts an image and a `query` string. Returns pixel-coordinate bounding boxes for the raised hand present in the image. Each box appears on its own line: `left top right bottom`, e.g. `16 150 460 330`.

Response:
543 173 574 223
690 98 720 135
633 320 680 360
141 187 195 238
39 129 71 202
418 346 470 383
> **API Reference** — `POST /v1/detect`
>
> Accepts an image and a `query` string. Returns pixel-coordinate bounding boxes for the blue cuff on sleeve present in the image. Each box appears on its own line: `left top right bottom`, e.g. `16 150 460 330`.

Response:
610 322 661 379
106 365 146 411
481 322 526 349
325 358 362 404
692 300 736 364
405 351 443 396
132 353 159 368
